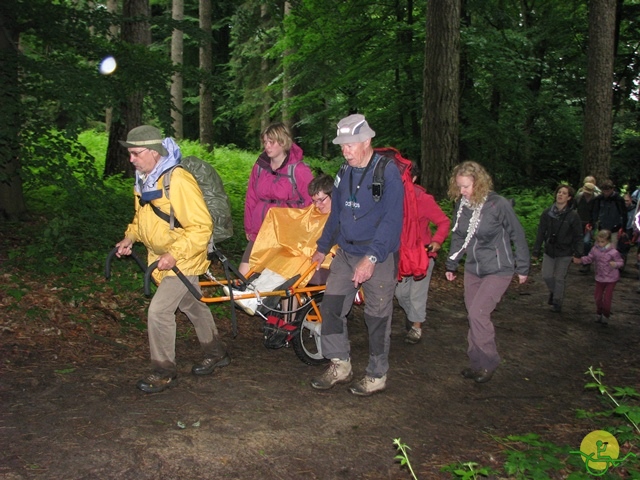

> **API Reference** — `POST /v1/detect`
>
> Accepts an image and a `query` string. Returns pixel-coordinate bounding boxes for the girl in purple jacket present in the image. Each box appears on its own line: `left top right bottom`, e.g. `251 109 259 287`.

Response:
573 229 624 324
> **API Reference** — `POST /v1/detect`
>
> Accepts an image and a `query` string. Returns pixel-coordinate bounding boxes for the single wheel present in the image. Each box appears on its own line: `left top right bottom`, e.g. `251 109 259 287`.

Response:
292 294 328 366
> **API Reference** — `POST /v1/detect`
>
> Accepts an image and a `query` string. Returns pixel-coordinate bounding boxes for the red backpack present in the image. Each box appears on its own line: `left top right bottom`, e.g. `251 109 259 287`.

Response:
372 147 429 281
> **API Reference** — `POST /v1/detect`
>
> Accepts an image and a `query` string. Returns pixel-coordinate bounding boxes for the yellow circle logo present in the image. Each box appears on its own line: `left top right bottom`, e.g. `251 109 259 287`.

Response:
579 430 619 473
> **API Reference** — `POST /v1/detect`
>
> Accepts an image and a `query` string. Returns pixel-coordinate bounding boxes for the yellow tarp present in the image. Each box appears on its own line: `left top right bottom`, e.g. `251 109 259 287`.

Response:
249 205 333 286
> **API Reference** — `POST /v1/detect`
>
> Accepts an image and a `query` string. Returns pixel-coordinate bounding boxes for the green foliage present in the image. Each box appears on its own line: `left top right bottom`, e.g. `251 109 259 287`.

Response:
582 366 640 441
501 187 554 247
393 438 418 480
496 433 572 479
440 461 494 479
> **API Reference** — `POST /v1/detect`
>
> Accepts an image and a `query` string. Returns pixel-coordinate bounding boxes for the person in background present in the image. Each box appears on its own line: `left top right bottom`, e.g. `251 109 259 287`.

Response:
395 160 450 344
445 161 529 384
532 184 583 313
310 114 403 396
618 192 637 268
577 175 601 196
574 181 599 273
590 179 626 248
240 123 313 276
573 229 624 325
115 125 229 394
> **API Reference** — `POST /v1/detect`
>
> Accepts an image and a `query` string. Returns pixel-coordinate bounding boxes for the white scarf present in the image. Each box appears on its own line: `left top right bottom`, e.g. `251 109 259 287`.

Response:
449 196 486 261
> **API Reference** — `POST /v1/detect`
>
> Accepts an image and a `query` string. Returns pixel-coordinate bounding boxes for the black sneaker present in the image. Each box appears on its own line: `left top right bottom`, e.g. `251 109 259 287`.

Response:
547 293 554 305
136 372 177 393
192 353 231 376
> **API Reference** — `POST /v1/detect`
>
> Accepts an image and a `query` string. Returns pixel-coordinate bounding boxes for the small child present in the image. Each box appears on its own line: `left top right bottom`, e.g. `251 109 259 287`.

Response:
573 229 624 324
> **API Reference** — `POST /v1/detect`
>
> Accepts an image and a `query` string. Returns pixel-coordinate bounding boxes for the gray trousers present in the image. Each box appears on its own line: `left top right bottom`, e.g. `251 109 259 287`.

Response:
541 254 573 307
395 258 435 324
148 275 219 374
320 249 398 378
463 272 512 372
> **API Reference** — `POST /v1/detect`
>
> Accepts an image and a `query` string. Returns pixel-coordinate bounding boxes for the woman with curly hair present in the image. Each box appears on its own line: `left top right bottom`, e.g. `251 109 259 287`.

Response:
445 161 530 383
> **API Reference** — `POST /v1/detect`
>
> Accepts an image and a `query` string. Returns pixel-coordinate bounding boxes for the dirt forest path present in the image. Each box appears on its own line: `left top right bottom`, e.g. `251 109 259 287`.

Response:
1 258 639 479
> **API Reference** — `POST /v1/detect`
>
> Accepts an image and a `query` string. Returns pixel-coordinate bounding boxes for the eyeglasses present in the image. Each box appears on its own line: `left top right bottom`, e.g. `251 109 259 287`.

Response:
129 148 149 157
312 195 330 206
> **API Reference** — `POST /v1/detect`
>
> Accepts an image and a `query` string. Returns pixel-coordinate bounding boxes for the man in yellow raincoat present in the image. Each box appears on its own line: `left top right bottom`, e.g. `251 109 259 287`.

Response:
115 126 229 393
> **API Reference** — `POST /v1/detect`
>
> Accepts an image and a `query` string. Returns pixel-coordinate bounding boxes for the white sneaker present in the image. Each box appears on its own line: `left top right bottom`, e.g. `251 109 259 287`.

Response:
310 358 353 390
223 285 257 316
349 374 387 396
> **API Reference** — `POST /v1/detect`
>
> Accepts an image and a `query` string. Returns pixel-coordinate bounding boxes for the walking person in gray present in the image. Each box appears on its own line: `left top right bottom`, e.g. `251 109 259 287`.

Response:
310 114 403 396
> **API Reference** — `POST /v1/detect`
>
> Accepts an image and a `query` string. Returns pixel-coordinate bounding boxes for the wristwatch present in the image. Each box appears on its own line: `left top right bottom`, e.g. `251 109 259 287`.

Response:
367 255 378 264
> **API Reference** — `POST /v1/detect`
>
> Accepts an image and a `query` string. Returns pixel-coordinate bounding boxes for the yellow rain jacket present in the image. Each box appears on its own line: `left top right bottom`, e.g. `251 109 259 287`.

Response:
249 205 334 286
124 168 212 283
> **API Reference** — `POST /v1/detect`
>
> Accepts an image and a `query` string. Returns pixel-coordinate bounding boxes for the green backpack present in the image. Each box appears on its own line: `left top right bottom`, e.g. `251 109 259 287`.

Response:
150 156 234 252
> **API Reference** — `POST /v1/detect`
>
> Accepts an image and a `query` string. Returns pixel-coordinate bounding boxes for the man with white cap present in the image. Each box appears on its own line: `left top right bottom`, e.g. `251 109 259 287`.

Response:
115 125 229 393
310 114 403 396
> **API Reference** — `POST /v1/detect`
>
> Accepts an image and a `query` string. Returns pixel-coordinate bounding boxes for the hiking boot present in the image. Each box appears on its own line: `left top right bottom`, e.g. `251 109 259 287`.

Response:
349 375 387 396
551 304 561 313
310 358 352 390
405 327 422 344
547 293 554 305
136 372 177 393
461 368 478 379
192 352 231 376
473 368 494 383
594 314 603 323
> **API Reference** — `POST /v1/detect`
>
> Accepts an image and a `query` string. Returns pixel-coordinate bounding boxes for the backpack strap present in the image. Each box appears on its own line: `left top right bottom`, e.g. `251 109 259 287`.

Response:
371 154 391 202
142 165 184 230
255 162 304 206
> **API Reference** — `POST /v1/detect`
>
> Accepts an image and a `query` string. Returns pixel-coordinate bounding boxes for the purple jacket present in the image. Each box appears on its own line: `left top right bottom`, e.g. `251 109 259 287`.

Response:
579 245 624 283
244 143 313 241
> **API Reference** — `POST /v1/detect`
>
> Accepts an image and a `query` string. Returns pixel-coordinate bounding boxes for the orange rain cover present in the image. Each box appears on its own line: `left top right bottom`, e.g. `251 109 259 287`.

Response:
249 205 334 285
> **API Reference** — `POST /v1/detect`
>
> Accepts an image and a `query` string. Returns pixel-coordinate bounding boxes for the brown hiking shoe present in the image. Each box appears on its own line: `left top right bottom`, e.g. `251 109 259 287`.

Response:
192 353 231 376
349 375 387 396
136 372 177 393
310 358 352 390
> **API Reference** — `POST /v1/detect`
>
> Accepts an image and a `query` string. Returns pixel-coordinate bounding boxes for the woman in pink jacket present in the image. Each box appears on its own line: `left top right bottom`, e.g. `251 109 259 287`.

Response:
573 229 624 325
239 123 313 276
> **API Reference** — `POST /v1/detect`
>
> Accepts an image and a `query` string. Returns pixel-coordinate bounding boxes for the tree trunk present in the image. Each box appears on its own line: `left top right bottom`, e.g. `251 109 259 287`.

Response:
171 0 184 139
0 3 27 220
104 0 151 178
282 1 293 131
260 2 270 132
104 0 119 133
422 0 461 200
199 0 213 149
582 0 617 183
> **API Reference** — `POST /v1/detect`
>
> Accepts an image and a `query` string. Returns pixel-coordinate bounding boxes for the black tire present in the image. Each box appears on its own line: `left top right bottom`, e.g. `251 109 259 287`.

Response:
292 294 328 366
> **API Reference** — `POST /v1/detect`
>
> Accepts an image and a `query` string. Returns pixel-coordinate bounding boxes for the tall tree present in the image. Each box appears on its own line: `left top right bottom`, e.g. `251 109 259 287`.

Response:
0 2 26 220
422 0 461 199
582 0 617 182
199 0 213 149
104 0 152 178
171 0 184 139
282 1 292 131
104 0 119 132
